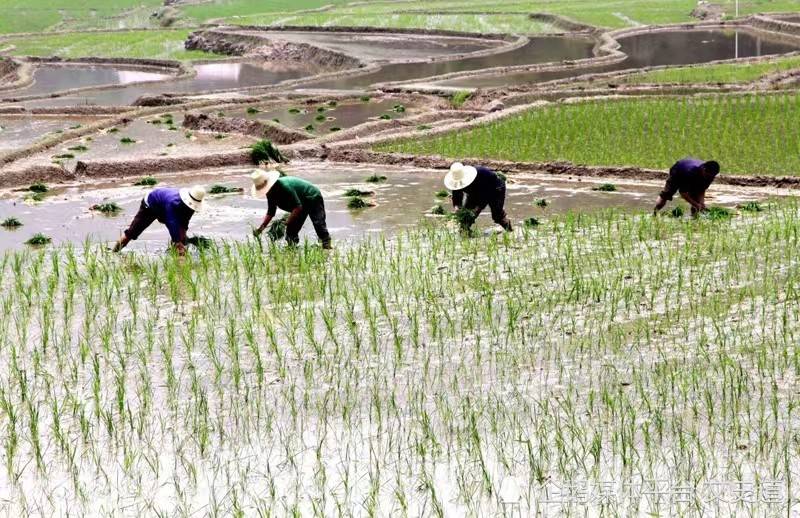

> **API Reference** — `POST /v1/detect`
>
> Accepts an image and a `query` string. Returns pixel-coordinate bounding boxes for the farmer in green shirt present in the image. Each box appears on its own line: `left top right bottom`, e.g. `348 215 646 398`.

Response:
251 170 332 249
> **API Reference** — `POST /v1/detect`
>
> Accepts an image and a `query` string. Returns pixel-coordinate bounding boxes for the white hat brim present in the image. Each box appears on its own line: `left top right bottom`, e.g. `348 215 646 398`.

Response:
444 166 478 191
180 188 204 212
251 171 281 199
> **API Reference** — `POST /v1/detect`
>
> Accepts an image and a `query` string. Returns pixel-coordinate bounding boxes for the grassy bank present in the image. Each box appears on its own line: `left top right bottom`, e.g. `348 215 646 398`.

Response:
4 30 216 61
1 205 799 514
621 55 800 84
379 94 800 175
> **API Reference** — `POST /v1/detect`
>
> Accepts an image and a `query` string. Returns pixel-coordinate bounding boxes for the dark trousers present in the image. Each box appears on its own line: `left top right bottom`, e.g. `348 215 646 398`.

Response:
464 184 510 228
286 197 331 246
124 199 157 240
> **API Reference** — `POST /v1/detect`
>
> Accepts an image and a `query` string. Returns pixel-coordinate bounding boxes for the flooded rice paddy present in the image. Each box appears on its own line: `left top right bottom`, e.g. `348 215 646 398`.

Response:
13 62 321 107
438 28 800 88
304 36 595 90
0 162 764 252
0 116 95 152
224 98 417 132
1 65 173 100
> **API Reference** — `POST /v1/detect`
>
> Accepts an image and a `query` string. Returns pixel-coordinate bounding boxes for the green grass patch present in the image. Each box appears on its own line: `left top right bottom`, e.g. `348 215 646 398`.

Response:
623 56 800 85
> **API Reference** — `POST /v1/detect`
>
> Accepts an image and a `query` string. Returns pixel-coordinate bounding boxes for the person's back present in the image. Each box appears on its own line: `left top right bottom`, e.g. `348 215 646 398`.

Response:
147 188 191 223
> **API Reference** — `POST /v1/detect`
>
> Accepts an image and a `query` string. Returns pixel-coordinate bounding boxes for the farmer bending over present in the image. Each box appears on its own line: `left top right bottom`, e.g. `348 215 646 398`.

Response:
654 158 720 217
445 162 512 231
113 186 206 255
251 170 332 249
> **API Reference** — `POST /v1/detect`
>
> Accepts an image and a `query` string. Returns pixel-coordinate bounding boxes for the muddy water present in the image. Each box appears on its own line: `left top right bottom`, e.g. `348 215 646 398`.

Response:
245 31 500 61
0 117 94 152
438 28 800 88
18 62 320 108
1 65 172 100
0 162 762 252
224 98 415 132
304 36 595 90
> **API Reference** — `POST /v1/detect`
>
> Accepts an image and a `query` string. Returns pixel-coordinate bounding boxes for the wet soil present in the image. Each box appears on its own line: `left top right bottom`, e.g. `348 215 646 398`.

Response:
303 36 595 90
17 62 321 108
439 28 800 88
0 162 763 252
1 65 172 100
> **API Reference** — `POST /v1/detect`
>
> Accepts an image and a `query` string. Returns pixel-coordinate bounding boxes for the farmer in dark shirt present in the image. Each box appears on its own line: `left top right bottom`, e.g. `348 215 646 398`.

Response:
654 158 720 217
251 170 332 249
113 186 206 255
445 162 512 231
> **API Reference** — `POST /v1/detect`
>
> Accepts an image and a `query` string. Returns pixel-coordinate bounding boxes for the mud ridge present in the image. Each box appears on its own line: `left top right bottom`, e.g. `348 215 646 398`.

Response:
186 29 361 70
183 112 311 143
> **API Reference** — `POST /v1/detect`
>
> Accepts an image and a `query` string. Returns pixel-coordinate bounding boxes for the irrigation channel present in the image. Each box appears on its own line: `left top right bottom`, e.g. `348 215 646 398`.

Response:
1 18 800 250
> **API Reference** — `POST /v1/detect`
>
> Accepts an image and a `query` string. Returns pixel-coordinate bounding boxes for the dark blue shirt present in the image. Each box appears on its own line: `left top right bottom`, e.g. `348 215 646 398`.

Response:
146 188 194 244
452 166 505 207
660 158 715 201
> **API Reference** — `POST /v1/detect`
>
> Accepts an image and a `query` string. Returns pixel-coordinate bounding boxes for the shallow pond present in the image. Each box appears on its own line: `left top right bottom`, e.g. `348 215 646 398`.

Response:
0 162 763 252
303 36 595 90
437 28 800 88
1 65 172 100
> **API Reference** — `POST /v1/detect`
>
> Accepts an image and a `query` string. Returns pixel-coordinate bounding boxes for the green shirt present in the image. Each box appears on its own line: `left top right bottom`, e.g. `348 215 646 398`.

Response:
267 177 322 216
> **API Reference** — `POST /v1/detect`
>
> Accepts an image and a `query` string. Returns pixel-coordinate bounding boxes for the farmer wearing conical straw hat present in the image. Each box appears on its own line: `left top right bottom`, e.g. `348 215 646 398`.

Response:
445 162 513 232
113 185 206 256
251 170 332 249
654 158 720 217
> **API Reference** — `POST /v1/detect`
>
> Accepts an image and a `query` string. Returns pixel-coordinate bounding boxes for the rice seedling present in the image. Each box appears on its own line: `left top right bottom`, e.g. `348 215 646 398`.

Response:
120 137 136 144
266 214 289 241
246 107 260 115
67 145 88 152
703 205 734 220
430 204 446 215
670 205 685 218
329 127 341 132
315 114 326 122
328 101 338 107
24 233 50 245
740 201 764 212
435 189 450 198
392 104 406 113
218 111 226 116
523 216 541 227
347 197 375 209
288 108 301 114
380 93 800 176
593 183 617 192
317 106 326 113
186 235 213 249
305 124 315 132
379 114 392 120
107 127 119 133
68 124 82 130
273 118 281 123
360 96 371 102
417 124 432 131
52 153 74 159
90 202 122 215
133 176 158 186
344 189 374 197
251 140 287 165
28 183 48 193
0 217 22 228
535 198 548 207
450 90 471 108
365 174 387 183
208 184 244 195
214 134 227 139
2 200 800 515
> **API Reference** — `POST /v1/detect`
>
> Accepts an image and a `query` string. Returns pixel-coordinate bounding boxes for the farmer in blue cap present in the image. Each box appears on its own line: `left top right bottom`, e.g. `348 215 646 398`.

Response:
654 158 720 217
